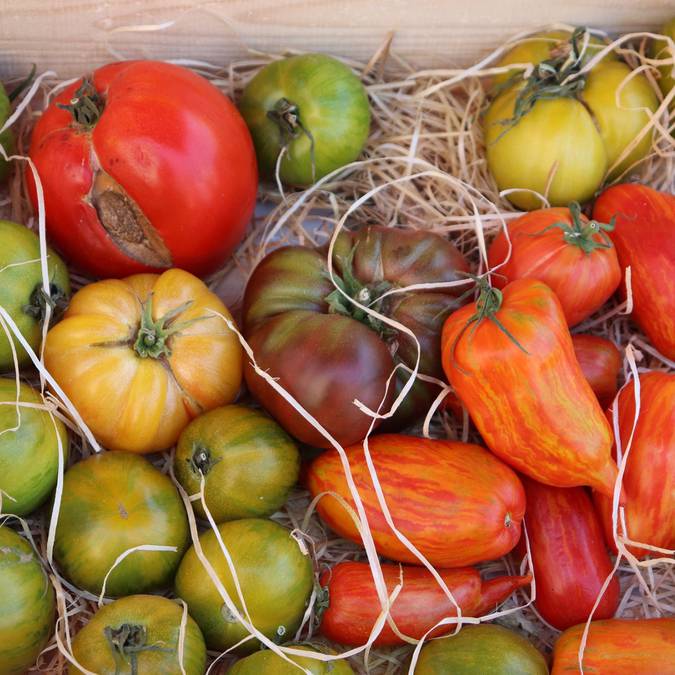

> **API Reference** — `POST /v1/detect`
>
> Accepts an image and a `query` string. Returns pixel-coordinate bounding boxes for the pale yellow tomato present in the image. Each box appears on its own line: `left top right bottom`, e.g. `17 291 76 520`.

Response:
44 268 242 453
650 18 675 101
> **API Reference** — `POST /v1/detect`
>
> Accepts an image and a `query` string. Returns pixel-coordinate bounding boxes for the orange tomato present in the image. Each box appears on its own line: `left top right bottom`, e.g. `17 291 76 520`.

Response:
571 334 622 409
44 268 242 453
441 278 618 497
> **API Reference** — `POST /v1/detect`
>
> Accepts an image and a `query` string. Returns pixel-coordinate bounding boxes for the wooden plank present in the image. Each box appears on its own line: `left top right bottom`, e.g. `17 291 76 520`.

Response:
0 0 672 78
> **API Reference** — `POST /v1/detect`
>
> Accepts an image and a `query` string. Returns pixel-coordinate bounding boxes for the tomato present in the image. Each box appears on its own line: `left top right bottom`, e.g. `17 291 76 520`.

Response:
227 645 355 675
44 268 243 454
0 525 55 675
54 452 189 596
243 226 469 447
487 205 621 326
593 183 675 359
239 54 370 186
0 220 70 371
318 561 531 647
552 618 675 674
174 404 300 522
175 518 314 653
520 477 619 630
484 30 658 210
441 278 618 497
650 19 675 102
594 371 675 557
27 61 257 278
571 334 621 409
307 434 525 567
0 83 15 183
68 595 206 675
0 378 68 516
415 624 548 675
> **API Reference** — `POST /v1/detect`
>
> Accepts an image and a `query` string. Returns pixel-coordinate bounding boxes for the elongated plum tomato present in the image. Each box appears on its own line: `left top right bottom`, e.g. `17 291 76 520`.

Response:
487 205 620 326
594 371 675 557
44 268 243 454
239 54 370 186
441 278 619 497
0 526 55 675
27 61 257 278
0 378 68 516
0 220 70 371
319 561 531 647
415 624 548 675
571 334 621 408
307 434 525 567
484 30 657 210
243 226 469 447
593 183 675 359
175 518 314 653
174 404 300 522
552 618 675 674
68 595 206 675
54 452 189 596
227 646 355 675
520 477 619 630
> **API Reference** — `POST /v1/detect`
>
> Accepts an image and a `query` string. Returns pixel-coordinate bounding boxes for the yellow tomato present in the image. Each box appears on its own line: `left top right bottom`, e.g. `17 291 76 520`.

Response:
650 18 675 101
44 269 243 453
485 30 658 210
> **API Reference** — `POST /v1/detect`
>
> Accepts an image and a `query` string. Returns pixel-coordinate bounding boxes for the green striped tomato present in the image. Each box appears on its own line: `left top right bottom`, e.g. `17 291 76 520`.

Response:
68 595 206 675
174 405 300 523
175 518 314 653
228 645 355 674
0 378 68 516
0 526 55 675
54 452 189 596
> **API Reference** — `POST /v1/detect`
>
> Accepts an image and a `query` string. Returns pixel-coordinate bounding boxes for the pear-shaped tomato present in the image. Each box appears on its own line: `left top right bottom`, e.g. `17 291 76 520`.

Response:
488 205 620 326
485 29 658 210
44 268 243 454
0 526 55 675
0 378 68 516
68 595 206 675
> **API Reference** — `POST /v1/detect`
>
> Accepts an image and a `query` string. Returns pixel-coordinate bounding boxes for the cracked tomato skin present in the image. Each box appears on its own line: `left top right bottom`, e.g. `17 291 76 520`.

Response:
43 268 243 454
27 60 257 278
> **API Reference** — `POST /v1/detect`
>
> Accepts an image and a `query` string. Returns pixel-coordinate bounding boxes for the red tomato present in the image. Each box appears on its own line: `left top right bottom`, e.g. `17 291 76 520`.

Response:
319 561 531 646
594 371 675 557
593 184 675 359
521 477 619 630
488 206 621 327
571 334 622 409
27 61 257 278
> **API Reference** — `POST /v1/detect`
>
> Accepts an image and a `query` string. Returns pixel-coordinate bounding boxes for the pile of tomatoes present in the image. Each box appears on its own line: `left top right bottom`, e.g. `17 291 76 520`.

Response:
0 24 674 675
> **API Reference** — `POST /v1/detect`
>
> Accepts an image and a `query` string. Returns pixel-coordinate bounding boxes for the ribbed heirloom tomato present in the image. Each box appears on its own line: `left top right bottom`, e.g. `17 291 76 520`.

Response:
27 60 257 278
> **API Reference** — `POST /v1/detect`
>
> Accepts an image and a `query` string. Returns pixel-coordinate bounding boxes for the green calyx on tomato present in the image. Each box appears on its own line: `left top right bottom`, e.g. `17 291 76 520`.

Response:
23 281 69 323
103 623 172 674
57 78 104 129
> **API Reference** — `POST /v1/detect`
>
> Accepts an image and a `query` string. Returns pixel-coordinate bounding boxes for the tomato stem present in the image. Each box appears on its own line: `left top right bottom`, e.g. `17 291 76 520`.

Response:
268 97 317 182
23 281 68 323
57 78 104 129
189 443 219 476
104 623 173 675
7 64 36 103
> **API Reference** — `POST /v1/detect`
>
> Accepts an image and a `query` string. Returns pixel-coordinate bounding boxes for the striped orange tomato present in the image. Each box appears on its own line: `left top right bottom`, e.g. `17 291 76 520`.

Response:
319 561 531 646
306 434 525 567
593 184 675 359
552 618 675 674
594 371 675 557
441 278 619 497
571 334 622 409
488 206 620 326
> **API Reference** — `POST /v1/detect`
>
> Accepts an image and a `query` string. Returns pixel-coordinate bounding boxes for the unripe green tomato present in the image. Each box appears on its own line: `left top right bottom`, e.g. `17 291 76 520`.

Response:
484 30 658 210
0 82 14 182
239 53 370 186
650 18 675 102
227 645 355 675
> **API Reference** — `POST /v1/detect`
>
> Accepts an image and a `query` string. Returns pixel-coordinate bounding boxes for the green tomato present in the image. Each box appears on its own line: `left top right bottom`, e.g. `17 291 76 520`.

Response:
175 518 314 653
68 595 206 675
174 405 300 523
0 525 55 675
0 220 70 371
484 30 658 210
54 452 189 597
239 54 370 186
650 18 675 102
0 83 15 183
0 378 68 516
228 645 355 675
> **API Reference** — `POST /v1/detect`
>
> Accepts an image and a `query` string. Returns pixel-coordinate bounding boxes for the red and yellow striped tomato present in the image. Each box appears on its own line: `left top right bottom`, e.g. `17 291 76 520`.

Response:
44 268 243 454
552 618 675 674
593 183 675 360
594 371 675 557
441 279 618 497
307 434 525 567
319 561 531 646
571 334 622 409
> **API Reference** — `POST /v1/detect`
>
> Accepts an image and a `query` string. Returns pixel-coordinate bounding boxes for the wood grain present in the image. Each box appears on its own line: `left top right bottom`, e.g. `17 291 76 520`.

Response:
0 0 672 77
